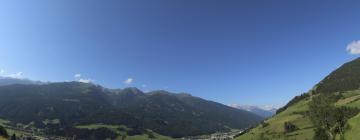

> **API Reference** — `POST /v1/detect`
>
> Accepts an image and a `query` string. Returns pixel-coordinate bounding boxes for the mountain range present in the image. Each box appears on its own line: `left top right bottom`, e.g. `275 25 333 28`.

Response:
0 79 263 139
229 104 277 118
0 76 43 86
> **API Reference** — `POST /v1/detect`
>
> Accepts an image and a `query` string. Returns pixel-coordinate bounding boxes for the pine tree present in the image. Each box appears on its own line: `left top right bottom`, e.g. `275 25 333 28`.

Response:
10 134 16 140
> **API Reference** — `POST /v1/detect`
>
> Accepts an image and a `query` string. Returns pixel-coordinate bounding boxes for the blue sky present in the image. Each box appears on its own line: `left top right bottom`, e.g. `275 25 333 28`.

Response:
1 0 360 107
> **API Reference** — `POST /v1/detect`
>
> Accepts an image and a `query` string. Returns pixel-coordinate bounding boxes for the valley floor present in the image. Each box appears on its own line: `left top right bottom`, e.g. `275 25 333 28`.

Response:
1 119 243 140
0 118 174 140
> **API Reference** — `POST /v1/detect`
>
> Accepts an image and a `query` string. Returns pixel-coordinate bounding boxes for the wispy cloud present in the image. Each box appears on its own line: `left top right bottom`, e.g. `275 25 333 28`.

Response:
346 40 360 55
0 70 24 79
124 78 134 84
74 74 81 78
78 78 93 83
9 72 23 78
74 73 94 83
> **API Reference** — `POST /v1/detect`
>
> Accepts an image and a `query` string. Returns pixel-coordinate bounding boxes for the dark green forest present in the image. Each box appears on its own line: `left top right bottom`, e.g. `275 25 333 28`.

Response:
0 82 262 138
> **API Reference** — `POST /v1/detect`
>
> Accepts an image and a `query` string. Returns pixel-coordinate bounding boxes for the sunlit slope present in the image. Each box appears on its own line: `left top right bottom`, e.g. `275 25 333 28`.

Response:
237 90 360 140
74 124 173 140
236 96 314 140
342 90 360 139
237 58 360 140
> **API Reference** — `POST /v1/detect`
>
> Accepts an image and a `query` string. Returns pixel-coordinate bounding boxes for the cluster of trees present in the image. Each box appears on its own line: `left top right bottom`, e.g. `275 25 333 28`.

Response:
283 122 297 133
0 126 17 140
10 134 16 140
261 122 269 128
43 124 158 140
308 94 359 140
52 127 118 140
0 125 8 138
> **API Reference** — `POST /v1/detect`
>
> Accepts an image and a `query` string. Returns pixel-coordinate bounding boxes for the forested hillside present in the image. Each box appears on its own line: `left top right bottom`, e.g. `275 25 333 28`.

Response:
0 82 262 139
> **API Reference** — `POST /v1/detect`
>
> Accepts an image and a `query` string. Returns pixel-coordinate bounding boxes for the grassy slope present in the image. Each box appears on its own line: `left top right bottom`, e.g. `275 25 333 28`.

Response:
2 117 173 140
1 117 173 140
237 98 314 140
342 90 360 139
125 134 172 140
344 113 360 140
75 124 174 140
75 124 130 131
237 90 360 140
0 118 36 137
0 118 9 126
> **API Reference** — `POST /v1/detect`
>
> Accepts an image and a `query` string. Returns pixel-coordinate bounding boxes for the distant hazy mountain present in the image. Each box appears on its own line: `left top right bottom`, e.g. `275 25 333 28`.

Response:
0 81 263 138
0 76 43 86
229 104 277 118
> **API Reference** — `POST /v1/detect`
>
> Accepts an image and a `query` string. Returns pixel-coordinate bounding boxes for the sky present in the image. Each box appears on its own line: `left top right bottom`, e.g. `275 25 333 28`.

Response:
1 0 360 107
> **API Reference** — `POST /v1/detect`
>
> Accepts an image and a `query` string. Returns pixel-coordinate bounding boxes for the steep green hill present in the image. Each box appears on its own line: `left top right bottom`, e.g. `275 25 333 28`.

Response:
316 58 360 94
0 82 262 139
237 58 360 140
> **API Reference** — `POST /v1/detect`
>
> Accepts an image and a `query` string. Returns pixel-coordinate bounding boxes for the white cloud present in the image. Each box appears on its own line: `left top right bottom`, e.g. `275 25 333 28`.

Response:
73 73 94 83
142 84 147 88
0 70 24 79
7 72 23 79
346 40 360 54
124 78 133 84
78 78 93 83
74 74 82 78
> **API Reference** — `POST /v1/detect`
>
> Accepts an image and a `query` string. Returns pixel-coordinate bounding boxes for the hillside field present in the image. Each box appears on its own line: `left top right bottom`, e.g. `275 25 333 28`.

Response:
237 90 360 140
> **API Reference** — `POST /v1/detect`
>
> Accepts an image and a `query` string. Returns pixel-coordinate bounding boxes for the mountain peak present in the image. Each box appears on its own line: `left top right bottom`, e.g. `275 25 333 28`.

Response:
147 90 171 95
117 87 145 96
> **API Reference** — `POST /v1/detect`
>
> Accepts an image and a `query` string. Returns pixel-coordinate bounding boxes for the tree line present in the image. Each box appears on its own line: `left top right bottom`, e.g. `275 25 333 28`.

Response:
308 94 359 140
